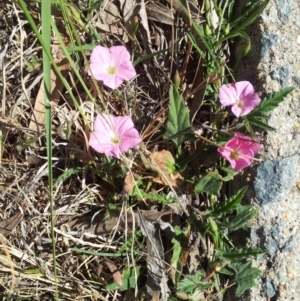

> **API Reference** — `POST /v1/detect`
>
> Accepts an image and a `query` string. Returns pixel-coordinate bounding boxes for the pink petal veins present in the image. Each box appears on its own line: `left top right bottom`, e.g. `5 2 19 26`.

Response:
218 133 261 171
219 81 261 117
89 114 141 159
88 45 136 90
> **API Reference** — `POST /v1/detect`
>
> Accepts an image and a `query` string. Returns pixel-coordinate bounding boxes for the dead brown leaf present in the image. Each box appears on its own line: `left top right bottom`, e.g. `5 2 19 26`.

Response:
121 0 152 53
138 211 170 301
0 211 23 237
123 173 137 194
29 18 70 130
95 1 125 36
69 210 174 235
103 259 123 286
146 2 174 25
151 150 183 187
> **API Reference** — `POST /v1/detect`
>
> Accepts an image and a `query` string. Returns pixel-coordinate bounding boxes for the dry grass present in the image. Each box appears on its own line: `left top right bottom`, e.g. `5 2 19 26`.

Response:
0 0 234 300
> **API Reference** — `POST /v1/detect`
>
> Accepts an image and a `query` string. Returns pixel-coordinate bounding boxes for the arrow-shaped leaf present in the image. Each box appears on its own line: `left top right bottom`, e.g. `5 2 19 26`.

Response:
163 83 190 148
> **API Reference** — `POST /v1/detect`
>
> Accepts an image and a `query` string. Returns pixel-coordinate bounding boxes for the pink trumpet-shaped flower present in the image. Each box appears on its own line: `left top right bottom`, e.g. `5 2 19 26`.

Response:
219 81 261 117
89 45 136 90
89 114 142 159
218 133 261 171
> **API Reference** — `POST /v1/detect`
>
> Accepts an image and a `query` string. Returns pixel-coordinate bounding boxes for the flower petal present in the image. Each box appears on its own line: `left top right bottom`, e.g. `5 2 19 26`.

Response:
88 45 136 89
116 63 136 81
231 104 243 118
239 94 261 116
94 114 115 134
89 113 141 158
233 157 252 171
114 116 134 135
120 128 142 151
108 144 122 159
90 46 111 65
219 133 261 171
102 74 124 90
219 81 261 117
89 63 108 79
219 84 238 106
109 46 131 67
89 133 113 153
234 81 255 97
114 116 141 151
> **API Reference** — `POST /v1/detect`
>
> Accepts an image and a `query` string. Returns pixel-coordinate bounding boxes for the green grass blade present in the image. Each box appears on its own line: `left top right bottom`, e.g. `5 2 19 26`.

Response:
218 0 270 44
41 0 59 299
18 0 98 132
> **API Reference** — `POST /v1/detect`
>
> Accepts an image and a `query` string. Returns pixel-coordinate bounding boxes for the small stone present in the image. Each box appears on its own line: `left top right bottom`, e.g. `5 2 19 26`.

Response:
286 268 297 279
297 35 300 44
270 65 291 86
266 277 277 298
283 210 291 221
293 121 300 130
261 32 279 59
278 283 287 297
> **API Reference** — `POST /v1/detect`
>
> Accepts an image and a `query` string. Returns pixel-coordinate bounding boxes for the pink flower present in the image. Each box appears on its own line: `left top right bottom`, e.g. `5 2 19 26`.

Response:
89 114 142 159
219 81 261 117
218 133 261 171
89 46 136 90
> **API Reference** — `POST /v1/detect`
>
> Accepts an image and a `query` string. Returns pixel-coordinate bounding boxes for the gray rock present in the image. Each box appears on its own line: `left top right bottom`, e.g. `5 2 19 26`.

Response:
266 277 277 298
281 234 296 253
274 0 292 24
260 32 278 59
254 155 298 205
270 65 290 86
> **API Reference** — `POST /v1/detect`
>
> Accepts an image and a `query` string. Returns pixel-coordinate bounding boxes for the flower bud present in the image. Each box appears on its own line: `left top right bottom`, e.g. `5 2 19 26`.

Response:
174 71 181 88
224 23 230 35
176 291 189 300
204 23 212 36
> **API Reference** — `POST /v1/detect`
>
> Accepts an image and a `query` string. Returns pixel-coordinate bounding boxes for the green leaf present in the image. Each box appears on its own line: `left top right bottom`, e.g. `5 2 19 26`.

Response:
230 0 264 28
219 0 270 44
207 217 219 246
186 31 206 59
224 205 259 232
71 248 128 257
194 171 222 195
171 226 188 284
54 166 86 185
228 261 261 296
218 267 234 276
252 86 294 114
106 266 140 291
177 270 211 293
235 30 249 40
219 166 238 182
133 48 169 66
215 247 267 260
66 42 95 52
212 187 247 215
163 83 191 147
248 118 276 131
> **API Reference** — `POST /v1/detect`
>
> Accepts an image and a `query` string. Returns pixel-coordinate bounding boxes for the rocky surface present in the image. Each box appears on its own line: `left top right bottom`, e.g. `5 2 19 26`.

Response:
233 0 300 300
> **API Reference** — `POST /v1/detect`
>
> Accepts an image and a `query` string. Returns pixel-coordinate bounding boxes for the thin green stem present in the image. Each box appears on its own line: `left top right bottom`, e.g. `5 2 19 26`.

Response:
41 0 59 299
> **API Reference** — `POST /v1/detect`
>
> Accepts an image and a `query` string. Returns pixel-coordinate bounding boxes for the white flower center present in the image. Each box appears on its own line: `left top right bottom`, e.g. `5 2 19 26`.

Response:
106 65 117 75
111 135 120 144
230 149 240 160
236 99 243 108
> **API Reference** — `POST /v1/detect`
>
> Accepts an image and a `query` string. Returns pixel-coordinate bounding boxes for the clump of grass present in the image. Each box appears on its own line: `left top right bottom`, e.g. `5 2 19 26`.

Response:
0 0 293 300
